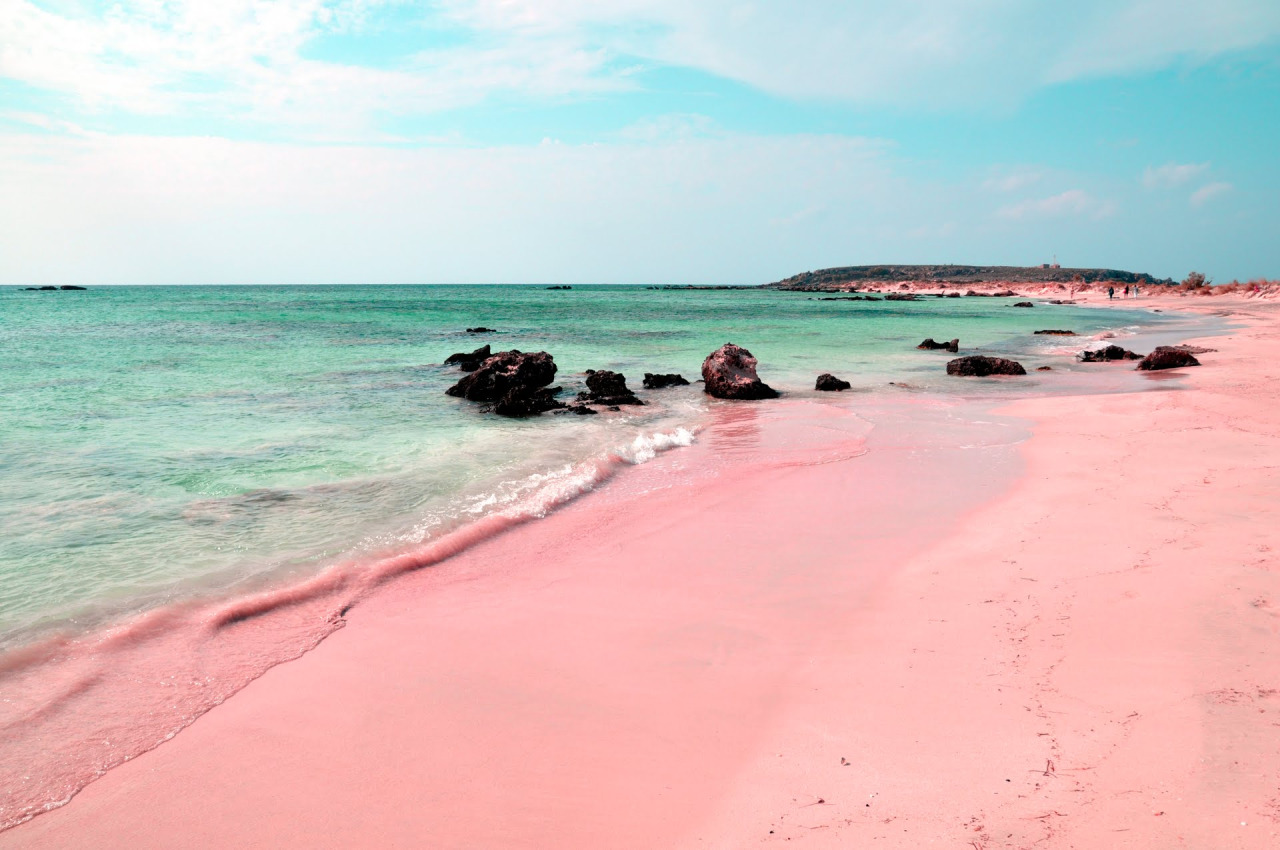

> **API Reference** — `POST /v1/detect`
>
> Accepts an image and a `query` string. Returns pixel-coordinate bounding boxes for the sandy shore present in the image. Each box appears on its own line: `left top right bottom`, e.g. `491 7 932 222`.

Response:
5 295 1279 848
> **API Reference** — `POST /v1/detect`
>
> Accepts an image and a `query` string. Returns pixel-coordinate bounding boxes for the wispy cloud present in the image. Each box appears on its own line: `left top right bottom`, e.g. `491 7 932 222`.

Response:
982 169 1043 193
1143 162 1210 188
998 189 1115 220
1190 181 1233 206
3 1 1280 138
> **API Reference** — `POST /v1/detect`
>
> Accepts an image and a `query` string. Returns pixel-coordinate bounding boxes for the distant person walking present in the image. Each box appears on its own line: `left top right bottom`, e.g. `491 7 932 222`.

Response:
1123 285 1129 297
1108 286 1115 300
1133 285 1139 298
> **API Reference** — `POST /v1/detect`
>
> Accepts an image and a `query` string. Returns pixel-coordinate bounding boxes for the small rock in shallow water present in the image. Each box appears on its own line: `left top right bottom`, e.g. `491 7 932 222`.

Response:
917 338 959 353
642 373 690 389
1078 345 1142 362
1136 347 1201 371
815 373 851 391
946 355 1027 377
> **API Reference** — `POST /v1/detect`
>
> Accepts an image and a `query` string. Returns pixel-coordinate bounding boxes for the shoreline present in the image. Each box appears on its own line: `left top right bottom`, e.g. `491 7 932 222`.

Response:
5 295 1278 847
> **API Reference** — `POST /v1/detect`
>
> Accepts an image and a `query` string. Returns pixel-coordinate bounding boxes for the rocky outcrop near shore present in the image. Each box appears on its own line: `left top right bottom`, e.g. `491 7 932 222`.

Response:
1034 330 1076 335
815 374 851 391
917 338 959 353
702 344 779 400
445 350 564 416
1078 345 1142 362
1136 347 1201 371
579 370 643 406
444 344 491 371
946 355 1027 377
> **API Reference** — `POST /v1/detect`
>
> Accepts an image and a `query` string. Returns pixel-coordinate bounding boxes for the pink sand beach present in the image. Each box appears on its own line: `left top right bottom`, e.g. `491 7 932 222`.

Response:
4 295 1280 849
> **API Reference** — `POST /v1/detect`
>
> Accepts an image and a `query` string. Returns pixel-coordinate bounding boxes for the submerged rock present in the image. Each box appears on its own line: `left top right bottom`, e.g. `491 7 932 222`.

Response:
642 373 690 389
702 343 779 400
917 338 960 353
1136 347 1201 371
1034 329 1076 335
1078 345 1143 362
884 293 918 301
946 355 1027 377
446 350 563 416
815 373 851 391
465 326 497 334
444 344 491 371
494 387 565 417
578 370 643 406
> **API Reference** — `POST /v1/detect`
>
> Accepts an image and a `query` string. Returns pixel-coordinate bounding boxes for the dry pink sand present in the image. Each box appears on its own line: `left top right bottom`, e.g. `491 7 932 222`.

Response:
5 297 1280 849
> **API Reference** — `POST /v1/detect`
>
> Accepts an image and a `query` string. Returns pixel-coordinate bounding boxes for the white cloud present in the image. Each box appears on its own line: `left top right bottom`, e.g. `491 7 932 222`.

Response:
1143 162 1210 188
1190 181 1233 206
998 189 1115 220
3 0 1279 136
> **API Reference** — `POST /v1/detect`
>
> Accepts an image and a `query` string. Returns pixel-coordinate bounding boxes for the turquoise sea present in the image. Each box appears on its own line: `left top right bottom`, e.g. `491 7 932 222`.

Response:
0 284 1183 649
0 284 1199 829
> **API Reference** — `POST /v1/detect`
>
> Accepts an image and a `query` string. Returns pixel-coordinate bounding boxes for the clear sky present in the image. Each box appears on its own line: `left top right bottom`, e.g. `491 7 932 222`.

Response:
2 0 1278 285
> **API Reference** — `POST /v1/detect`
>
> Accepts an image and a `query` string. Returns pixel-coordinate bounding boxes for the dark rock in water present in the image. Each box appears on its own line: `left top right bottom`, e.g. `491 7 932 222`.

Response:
466 327 497 334
563 403 598 415
815 373 851 391
992 290 1017 297
702 343 779 400
642 373 690 389
1012 301 1034 308
884 293 918 301
60 285 87 290
1034 329 1076 335
578 369 643 406
1136 347 1201 371
446 350 559 417
1036 366 1053 371
946 292 961 298
27 286 59 290
546 285 572 290
946 355 1027 377
1078 345 1142 362
965 290 983 296
917 338 959 353
494 387 566 417
444 344 491 372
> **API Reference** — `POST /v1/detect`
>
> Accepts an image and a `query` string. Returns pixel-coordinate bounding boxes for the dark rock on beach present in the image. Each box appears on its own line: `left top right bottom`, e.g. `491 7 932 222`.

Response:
1078 345 1142 362
446 350 563 416
702 343 779 400
815 373 851 391
1136 347 1201 371
444 344 491 371
1034 330 1076 335
992 290 1017 297
1036 366 1053 371
642 373 690 389
578 370 643 406
946 355 1027 377
466 327 497 334
917 338 960 353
